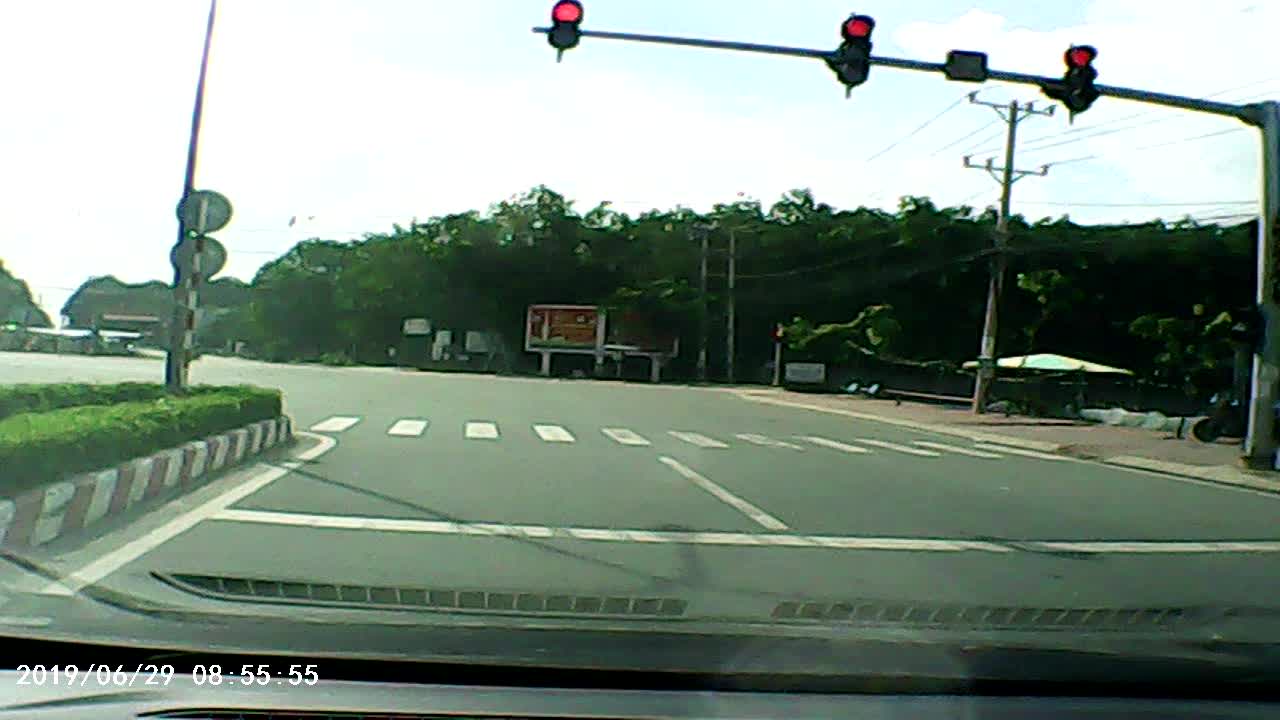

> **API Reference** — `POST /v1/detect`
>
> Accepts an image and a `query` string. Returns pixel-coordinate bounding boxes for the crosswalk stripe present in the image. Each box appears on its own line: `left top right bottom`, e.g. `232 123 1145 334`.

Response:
668 431 729 448
735 433 804 450
533 424 576 443
309 416 361 433
602 428 651 446
974 443 1066 461
387 419 428 437
913 441 1002 459
855 438 941 457
465 422 499 440
799 436 870 454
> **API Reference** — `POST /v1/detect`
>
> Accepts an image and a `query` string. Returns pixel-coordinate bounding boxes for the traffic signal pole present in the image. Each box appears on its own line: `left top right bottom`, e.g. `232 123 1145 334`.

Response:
534 18 1280 467
964 97 1053 413
166 0 218 392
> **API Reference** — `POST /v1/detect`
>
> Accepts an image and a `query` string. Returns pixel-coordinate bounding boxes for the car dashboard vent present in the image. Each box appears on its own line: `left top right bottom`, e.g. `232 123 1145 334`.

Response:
156 572 688 619
771 599 1224 631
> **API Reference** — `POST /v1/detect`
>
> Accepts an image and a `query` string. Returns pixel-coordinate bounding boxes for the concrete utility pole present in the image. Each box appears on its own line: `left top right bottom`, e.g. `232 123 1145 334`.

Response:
963 94 1054 414
165 0 218 392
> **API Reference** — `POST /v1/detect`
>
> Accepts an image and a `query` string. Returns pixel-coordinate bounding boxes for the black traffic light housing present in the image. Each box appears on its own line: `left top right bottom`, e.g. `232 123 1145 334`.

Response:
827 14 875 97
548 1 584 60
1041 45 1100 121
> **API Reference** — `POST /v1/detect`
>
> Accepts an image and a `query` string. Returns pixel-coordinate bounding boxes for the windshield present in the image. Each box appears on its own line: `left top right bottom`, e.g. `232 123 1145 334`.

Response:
1 0 1279 694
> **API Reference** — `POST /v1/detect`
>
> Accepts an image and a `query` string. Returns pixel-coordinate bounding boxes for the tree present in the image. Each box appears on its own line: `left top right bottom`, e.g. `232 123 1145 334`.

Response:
0 260 51 327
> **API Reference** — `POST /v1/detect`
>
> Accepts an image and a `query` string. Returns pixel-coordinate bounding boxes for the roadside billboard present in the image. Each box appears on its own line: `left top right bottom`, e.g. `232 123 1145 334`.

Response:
605 310 679 356
525 305 604 353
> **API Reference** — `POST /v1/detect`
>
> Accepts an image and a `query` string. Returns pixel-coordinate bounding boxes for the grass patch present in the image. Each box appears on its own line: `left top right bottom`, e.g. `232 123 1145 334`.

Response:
0 385 282 495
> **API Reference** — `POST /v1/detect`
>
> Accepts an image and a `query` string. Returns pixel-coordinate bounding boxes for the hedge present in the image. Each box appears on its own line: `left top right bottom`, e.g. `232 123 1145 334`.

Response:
0 382 187 422
0 385 282 495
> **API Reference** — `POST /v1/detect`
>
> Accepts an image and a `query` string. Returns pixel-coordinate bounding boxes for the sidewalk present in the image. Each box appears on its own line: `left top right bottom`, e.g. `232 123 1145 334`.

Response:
734 388 1280 495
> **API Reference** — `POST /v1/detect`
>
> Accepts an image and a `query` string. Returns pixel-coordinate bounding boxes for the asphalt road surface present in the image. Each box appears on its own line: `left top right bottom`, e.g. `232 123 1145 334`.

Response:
5 350 1280 624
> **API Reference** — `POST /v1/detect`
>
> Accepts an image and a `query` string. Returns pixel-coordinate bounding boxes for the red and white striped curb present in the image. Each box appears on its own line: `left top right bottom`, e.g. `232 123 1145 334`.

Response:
0 416 292 549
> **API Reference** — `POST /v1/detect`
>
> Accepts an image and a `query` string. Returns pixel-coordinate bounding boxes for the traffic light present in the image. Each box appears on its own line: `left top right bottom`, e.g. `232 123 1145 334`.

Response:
827 14 875 96
548 0 584 59
1041 45 1100 120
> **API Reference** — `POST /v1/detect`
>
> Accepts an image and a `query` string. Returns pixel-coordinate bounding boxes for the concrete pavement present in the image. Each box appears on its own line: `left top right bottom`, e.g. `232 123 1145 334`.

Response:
4 351 1280 623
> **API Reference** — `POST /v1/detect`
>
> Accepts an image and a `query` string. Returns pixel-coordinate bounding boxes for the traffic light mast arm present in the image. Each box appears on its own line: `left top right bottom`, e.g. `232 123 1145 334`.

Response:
533 26 1261 126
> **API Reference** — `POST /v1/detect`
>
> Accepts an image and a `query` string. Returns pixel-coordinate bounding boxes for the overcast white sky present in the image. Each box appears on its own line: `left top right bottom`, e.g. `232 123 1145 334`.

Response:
0 0 1275 322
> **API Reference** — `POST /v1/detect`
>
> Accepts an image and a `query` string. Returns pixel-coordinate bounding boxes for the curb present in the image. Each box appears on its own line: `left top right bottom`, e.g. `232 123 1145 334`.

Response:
735 391 1280 495
0 416 294 549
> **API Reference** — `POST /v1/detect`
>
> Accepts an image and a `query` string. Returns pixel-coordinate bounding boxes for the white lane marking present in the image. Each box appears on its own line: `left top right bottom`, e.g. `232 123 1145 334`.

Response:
668 431 729 448
309 416 361 433
43 432 338 596
658 456 789 531
974 443 1066 461
602 428 651 446
913 441 1003 459
387 419 428 437
855 438 941 457
533 424 575 443
465 422 499 440
799 436 870 454
735 433 804 450
208 508 1280 556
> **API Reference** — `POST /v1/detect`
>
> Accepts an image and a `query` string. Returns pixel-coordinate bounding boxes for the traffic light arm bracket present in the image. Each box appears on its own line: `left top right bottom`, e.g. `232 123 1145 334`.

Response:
532 25 1259 125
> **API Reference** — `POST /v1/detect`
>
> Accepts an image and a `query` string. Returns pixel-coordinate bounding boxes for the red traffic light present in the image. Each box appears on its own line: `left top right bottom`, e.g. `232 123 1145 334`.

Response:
1066 45 1096 68
552 0 583 24
842 14 875 41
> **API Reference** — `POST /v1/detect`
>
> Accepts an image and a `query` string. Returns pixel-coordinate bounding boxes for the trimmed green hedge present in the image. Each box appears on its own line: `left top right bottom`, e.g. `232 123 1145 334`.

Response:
0 385 282 494
0 382 175 422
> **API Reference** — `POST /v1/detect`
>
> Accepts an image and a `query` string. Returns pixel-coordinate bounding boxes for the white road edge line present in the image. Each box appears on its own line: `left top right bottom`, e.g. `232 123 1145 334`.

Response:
41 431 338 596
204 508 1280 555
658 456 789 531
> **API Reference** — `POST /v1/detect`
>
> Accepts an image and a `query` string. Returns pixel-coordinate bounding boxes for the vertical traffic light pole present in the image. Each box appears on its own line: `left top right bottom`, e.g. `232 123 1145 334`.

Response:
533 11 1280 466
1244 102 1280 469
166 0 218 392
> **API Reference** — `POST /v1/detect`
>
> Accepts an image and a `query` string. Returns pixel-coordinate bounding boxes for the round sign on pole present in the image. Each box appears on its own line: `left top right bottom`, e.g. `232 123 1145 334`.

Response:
176 189 232 235
171 236 228 279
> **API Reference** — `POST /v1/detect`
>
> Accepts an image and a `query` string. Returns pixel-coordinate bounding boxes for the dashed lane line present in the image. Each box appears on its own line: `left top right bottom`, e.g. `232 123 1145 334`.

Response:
387 419 429 437
855 438 941 457
465 422 499 440
533 424 576 443
798 436 870 454
913 441 1003 459
309 416 361 433
601 428 651 446
669 431 729 449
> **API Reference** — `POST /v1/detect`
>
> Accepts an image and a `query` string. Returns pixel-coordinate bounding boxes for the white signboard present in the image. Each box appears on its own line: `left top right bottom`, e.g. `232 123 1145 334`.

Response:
402 318 431 336
785 362 826 384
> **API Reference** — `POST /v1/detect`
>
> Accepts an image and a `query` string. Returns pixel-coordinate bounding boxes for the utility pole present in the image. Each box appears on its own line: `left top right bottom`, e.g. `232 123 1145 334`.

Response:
165 0 218 392
963 94 1054 413
1243 102 1280 469
727 227 737 385
691 223 711 383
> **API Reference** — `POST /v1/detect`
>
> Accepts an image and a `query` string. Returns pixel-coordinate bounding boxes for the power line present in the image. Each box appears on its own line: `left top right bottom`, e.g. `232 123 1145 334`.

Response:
865 94 969 162
931 120 998 157
1020 199 1255 208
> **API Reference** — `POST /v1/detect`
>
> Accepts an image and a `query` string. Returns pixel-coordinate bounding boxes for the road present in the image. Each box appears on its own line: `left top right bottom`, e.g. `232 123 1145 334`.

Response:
4 350 1280 625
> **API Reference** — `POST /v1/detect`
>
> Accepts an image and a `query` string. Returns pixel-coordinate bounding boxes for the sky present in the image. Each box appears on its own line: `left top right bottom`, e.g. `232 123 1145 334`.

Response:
0 0 1275 323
